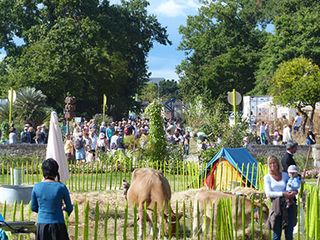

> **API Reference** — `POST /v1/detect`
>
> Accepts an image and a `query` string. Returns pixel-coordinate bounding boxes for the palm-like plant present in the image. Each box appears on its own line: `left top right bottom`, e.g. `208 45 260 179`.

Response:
0 101 9 123
14 87 51 126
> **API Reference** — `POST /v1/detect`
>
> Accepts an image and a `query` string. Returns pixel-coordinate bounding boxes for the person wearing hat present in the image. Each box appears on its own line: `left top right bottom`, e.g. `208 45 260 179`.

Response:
285 165 301 208
281 140 298 172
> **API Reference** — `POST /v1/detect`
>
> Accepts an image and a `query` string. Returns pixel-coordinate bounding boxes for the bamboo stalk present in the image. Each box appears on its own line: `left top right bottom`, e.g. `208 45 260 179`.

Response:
83 201 89 240
183 201 186 240
74 202 79 240
242 197 245 240
2 201 7 219
104 203 109 240
123 202 128 240
153 202 157 240
12 200 17 221
175 201 179 239
251 195 254 240
133 204 138 240
114 205 118 240
94 201 99 240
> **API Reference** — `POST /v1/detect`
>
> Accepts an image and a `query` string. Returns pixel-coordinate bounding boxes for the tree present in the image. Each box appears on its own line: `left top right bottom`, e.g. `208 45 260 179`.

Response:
253 0 320 94
158 79 179 100
177 0 268 103
139 83 158 103
269 57 320 132
0 0 170 118
144 100 167 161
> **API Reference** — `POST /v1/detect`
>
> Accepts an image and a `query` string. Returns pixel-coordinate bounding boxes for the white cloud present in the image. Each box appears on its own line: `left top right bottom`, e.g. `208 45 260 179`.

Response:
0 52 6 61
150 68 179 80
153 0 200 18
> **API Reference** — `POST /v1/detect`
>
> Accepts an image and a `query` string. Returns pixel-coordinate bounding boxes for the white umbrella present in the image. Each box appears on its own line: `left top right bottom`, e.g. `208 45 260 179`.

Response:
46 111 69 182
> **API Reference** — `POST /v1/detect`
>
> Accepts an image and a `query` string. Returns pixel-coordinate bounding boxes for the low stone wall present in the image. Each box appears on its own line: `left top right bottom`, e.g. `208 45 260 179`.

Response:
0 144 47 159
250 144 310 158
0 143 314 160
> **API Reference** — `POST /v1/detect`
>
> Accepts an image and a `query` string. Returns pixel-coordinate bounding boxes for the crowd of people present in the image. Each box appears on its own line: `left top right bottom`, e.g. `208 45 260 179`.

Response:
6 124 48 145
257 113 316 146
64 117 192 163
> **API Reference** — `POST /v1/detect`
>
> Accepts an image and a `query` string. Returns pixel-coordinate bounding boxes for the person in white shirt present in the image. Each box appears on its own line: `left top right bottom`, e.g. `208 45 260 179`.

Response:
8 128 17 144
282 125 292 144
264 155 297 240
110 130 120 150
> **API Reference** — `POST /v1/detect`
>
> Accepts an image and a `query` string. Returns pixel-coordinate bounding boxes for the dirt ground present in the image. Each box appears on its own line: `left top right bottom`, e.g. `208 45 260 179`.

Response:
2 189 270 239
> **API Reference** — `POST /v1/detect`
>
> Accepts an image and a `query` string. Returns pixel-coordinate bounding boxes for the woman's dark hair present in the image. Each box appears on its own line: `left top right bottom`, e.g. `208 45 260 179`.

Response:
42 158 60 181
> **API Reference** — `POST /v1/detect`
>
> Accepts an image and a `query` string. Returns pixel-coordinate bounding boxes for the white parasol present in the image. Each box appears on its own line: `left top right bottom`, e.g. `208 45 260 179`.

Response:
46 111 69 182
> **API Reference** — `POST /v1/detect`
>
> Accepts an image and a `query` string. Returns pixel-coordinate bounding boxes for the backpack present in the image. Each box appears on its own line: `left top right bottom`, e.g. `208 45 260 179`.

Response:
75 139 84 149
21 132 28 143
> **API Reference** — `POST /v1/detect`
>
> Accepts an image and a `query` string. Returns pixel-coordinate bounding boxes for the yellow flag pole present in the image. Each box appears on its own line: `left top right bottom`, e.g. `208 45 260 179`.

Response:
9 88 13 126
233 89 236 125
103 94 107 122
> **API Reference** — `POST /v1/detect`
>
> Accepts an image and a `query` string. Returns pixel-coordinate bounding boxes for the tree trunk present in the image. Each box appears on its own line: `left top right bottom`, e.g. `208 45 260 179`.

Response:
309 104 316 131
297 107 308 134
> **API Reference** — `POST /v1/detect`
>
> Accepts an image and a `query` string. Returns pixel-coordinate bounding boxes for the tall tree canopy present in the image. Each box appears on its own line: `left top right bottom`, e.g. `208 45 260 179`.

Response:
270 57 320 131
0 0 170 118
177 0 268 102
253 0 320 94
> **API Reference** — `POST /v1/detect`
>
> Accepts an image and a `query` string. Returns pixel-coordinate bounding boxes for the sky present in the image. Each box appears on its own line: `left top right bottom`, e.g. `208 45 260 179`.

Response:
142 0 200 80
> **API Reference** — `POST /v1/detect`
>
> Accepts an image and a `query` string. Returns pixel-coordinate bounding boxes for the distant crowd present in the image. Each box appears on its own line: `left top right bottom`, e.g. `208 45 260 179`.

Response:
6 124 48 145
64 118 192 163
255 113 316 146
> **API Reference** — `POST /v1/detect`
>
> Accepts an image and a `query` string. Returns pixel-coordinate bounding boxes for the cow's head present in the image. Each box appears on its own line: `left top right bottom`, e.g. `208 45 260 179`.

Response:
164 212 183 237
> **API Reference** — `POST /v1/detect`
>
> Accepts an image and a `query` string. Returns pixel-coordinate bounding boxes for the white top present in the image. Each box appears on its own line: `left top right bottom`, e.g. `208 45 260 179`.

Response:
260 125 266 134
9 132 17 144
283 126 292 143
264 172 289 198
110 135 119 149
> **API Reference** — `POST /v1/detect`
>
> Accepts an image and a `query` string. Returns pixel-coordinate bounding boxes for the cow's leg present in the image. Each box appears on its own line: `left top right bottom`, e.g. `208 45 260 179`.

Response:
138 207 144 240
192 202 202 238
148 212 155 237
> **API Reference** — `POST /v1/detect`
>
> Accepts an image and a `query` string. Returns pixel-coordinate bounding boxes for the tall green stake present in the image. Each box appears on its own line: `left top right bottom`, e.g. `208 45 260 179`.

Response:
233 89 236 125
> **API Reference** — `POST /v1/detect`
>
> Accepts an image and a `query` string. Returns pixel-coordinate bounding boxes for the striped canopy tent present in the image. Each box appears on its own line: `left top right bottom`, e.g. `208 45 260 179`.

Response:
204 148 259 190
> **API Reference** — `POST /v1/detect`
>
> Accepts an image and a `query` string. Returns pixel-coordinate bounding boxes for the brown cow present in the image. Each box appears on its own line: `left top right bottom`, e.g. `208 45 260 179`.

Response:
123 168 181 240
192 189 269 239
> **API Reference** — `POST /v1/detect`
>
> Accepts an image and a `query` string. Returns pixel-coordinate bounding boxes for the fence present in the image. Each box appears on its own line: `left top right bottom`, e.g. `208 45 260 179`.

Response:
0 153 318 239
0 186 319 240
0 152 268 192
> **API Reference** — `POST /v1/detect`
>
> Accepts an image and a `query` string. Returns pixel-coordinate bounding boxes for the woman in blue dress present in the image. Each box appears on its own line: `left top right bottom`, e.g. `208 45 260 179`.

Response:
31 158 73 240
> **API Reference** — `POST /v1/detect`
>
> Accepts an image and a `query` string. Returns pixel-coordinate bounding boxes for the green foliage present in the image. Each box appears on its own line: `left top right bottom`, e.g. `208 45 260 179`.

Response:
159 79 180 100
178 0 268 102
185 97 250 163
144 100 167 161
139 83 158 103
253 0 320 94
0 87 51 127
270 57 320 129
270 58 320 108
0 0 170 118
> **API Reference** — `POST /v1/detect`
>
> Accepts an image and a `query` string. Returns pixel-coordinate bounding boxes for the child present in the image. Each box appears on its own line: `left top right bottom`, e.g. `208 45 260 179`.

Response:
286 165 301 208
31 158 73 240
